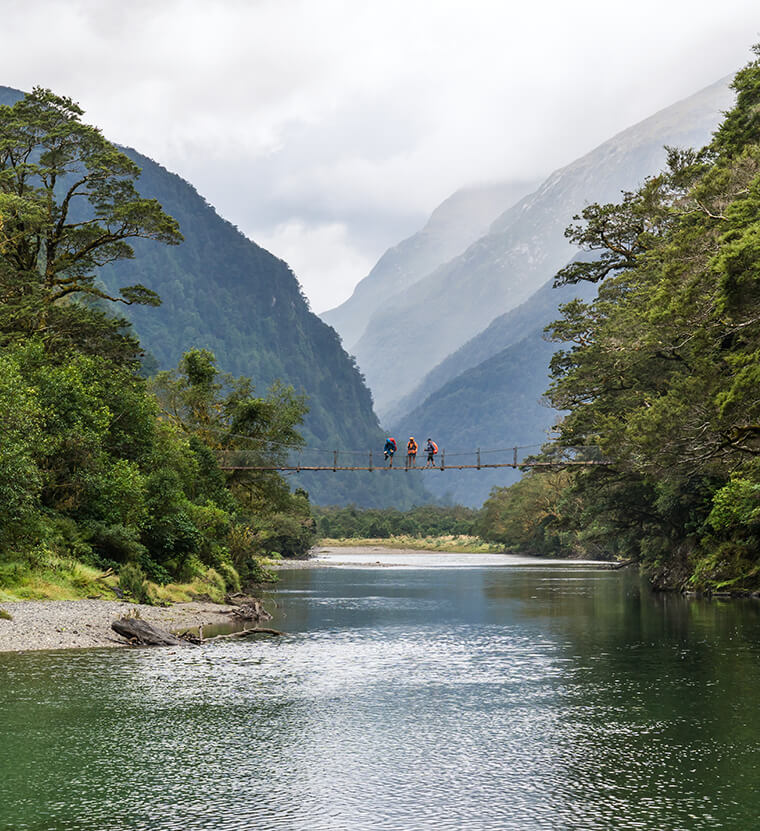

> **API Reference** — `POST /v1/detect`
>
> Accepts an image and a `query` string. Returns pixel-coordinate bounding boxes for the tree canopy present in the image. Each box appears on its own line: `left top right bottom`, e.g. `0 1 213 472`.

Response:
479 45 760 592
0 88 182 340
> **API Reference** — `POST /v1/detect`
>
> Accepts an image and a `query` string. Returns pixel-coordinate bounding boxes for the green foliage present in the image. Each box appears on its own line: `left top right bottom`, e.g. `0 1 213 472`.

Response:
480 44 760 589
478 469 578 556
314 504 479 540
118 562 150 604
0 88 322 600
0 88 181 339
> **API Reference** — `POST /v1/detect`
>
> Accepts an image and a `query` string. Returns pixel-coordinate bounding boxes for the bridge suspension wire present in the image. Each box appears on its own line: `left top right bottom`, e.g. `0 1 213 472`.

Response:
217 443 608 472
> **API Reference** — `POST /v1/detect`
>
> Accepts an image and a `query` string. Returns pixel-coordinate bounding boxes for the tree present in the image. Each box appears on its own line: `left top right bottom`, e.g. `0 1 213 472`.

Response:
151 349 315 569
534 43 760 587
0 88 182 337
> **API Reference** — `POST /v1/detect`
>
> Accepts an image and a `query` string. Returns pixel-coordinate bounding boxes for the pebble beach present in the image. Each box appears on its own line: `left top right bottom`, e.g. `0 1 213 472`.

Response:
0 598 232 653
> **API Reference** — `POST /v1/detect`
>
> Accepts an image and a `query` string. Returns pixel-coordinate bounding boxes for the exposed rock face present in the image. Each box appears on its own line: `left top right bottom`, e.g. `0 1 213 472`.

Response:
321 180 539 351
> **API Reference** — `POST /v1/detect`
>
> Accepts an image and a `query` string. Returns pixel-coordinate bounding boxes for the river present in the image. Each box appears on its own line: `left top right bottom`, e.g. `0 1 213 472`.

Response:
2 551 760 830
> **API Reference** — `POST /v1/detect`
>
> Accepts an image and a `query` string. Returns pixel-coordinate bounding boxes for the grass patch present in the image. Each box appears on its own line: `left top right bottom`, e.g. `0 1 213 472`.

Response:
0 555 117 602
318 535 500 553
140 567 232 606
0 555 239 606
0 608 12 620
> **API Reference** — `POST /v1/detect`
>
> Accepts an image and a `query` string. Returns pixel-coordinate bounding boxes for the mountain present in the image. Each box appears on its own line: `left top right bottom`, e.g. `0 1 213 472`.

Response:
392 329 558 507
389 257 599 506
321 180 539 350
97 150 431 507
351 76 736 420
0 84 427 508
384 264 598 426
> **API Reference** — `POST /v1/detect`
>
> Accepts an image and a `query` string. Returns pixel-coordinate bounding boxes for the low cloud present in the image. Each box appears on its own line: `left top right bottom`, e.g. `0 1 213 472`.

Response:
254 220 375 314
1 0 758 309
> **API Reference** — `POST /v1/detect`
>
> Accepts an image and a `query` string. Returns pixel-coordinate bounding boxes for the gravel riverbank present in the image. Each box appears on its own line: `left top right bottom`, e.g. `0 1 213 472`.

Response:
0 599 232 654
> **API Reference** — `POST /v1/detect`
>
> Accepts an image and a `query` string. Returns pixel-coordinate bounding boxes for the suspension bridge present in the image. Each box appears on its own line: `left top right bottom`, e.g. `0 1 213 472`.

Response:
218 444 609 473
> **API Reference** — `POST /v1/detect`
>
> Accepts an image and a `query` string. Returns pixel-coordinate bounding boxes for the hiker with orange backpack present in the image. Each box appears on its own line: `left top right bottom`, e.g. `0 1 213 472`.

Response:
424 438 438 467
406 437 418 469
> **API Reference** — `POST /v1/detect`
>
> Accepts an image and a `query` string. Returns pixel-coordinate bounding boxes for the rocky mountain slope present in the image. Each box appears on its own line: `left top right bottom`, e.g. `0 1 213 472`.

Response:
321 179 539 350
353 76 735 420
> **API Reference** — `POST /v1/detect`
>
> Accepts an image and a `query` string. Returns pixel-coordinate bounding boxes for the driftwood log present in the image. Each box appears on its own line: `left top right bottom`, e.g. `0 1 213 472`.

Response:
178 626 286 644
230 599 273 623
606 558 637 570
203 627 285 640
111 617 186 646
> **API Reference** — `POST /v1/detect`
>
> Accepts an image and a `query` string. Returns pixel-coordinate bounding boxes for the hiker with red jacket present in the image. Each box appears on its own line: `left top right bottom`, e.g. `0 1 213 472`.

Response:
424 438 438 467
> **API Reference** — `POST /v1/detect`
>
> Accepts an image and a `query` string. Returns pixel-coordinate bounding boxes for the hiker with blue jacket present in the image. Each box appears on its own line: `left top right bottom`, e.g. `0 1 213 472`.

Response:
384 437 397 467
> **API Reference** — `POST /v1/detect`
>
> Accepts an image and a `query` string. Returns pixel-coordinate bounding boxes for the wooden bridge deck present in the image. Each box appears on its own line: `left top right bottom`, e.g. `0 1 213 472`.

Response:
220 461 610 472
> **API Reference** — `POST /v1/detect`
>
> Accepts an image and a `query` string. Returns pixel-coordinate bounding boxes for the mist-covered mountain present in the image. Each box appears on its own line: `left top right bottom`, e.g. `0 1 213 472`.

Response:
349 76 735 420
385 266 597 426
321 179 539 350
392 330 557 506
390 268 599 506
0 84 427 508
96 149 430 507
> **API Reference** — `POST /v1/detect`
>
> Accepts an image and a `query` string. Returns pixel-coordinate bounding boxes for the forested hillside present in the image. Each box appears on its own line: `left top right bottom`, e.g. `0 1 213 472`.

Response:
479 46 760 592
0 89 321 601
0 85 427 509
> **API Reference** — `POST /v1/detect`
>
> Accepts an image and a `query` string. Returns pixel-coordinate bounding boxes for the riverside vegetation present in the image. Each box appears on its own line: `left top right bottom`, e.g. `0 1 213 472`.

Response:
0 89 315 603
478 47 760 593
313 505 495 552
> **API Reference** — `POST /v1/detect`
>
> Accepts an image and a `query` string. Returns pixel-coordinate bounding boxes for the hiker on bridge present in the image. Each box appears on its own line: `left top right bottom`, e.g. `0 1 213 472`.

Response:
406 437 418 469
424 438 438 467
384 437 397 467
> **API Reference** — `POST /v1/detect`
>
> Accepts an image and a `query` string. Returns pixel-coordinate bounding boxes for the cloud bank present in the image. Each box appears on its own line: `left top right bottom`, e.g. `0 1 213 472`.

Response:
1 0 758 310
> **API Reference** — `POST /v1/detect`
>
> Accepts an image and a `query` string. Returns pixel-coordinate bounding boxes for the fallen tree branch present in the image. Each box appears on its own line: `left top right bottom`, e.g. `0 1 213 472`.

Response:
606 558 637 570
200 626 286 641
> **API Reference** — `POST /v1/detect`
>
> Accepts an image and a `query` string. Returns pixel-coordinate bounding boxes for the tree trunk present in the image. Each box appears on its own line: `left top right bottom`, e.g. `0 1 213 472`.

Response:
111 617 186 646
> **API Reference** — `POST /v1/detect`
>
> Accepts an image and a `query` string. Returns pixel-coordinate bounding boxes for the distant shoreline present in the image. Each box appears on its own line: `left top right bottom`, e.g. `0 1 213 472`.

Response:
274 545 611 569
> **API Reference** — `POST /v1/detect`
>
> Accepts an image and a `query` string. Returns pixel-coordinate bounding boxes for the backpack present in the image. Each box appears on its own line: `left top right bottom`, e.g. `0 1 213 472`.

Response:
429 441 438 454
387 437 397 451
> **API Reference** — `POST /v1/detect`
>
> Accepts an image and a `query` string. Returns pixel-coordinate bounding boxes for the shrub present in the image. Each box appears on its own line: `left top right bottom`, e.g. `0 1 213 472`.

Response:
118 562 150 604
216 561 241 593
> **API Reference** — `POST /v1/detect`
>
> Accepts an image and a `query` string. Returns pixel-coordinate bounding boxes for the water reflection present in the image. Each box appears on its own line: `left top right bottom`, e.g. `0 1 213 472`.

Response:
1 565 760 830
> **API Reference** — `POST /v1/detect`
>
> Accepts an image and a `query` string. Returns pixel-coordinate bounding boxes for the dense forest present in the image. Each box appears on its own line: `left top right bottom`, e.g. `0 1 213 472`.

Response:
478 47 760 593
0 89 316 600
313 504 479 539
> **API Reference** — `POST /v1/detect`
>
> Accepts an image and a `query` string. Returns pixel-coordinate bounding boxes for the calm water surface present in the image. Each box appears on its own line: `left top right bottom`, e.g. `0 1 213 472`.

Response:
2 556 760 830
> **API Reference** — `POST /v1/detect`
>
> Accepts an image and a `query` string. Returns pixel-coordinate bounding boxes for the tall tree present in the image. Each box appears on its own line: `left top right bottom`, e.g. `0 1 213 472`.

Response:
0 88 182 337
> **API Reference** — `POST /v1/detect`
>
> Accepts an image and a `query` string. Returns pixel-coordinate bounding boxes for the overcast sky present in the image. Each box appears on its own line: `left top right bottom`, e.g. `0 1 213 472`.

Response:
1 0 758 311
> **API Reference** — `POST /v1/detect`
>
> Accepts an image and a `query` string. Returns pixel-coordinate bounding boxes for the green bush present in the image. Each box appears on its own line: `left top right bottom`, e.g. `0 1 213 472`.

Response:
118 562 150 604
216 561 241 593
